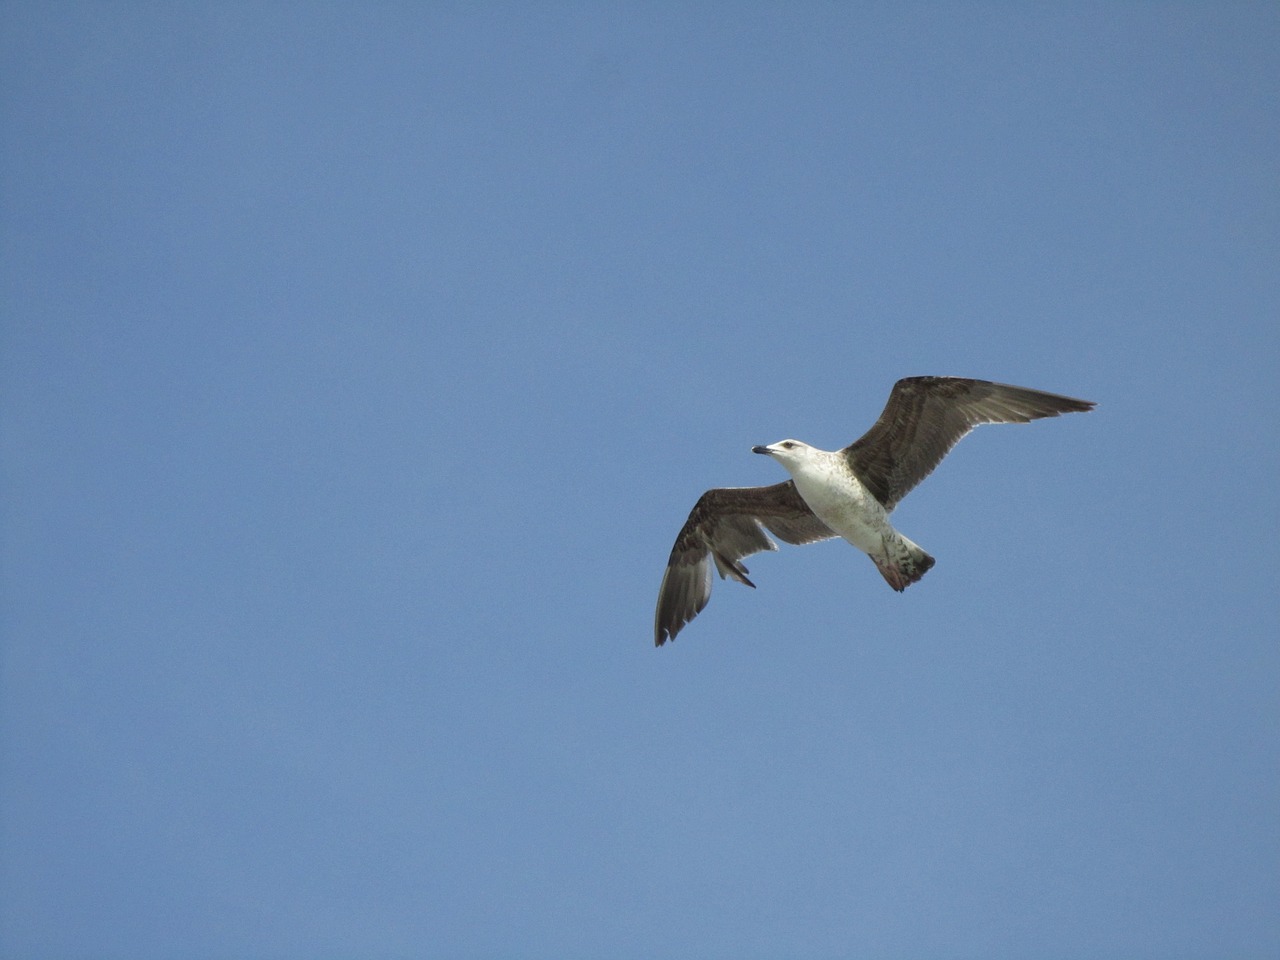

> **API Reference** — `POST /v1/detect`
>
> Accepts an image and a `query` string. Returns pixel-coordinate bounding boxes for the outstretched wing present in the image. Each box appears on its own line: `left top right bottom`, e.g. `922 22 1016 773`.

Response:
654 481 835 646
842 377 1095 510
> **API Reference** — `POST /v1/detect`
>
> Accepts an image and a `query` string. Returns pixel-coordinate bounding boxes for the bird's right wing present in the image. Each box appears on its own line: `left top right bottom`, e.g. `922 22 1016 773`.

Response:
654 481 836 646
841 377 1096 509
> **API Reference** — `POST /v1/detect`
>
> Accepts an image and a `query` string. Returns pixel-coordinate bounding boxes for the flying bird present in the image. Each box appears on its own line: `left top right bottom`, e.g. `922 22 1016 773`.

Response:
654 376 1094 645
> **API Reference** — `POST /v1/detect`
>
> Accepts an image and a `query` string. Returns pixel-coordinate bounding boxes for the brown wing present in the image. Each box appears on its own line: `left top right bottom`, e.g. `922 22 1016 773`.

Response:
842 377 1095 509
654 481 835 646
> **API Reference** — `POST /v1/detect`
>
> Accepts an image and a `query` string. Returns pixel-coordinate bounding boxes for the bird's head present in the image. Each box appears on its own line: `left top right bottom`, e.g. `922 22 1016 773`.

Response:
751 439 815 470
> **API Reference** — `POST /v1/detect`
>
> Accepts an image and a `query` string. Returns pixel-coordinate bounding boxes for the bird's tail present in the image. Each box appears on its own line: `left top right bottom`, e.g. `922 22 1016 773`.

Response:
871 533 935 592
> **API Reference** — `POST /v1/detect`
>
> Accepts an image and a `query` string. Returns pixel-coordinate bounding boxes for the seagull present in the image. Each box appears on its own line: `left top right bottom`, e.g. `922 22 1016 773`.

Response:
654 377 1095 645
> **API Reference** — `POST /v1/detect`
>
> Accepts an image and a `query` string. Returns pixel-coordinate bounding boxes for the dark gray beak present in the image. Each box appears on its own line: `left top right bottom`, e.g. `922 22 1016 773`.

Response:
751 445 772 455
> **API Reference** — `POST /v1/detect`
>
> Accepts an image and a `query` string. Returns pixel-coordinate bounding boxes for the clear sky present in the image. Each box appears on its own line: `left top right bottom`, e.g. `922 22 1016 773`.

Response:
3 4 1277 958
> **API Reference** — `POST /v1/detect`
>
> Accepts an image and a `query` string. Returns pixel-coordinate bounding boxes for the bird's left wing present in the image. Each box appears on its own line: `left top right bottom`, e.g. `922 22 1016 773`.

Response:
654 481 835 646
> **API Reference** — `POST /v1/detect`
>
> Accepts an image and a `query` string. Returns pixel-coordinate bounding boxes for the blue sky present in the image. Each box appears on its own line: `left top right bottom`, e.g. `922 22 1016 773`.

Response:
2 3 1277 958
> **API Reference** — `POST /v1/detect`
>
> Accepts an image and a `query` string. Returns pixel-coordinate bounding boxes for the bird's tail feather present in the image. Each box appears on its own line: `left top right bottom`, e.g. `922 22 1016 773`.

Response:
871 534 935 592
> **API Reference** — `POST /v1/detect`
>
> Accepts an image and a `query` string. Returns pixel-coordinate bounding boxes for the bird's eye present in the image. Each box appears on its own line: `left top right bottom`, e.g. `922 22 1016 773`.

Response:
782 441 795 449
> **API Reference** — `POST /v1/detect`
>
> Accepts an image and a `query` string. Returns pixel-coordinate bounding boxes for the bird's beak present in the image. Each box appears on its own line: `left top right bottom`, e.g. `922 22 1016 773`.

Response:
751 445 772 455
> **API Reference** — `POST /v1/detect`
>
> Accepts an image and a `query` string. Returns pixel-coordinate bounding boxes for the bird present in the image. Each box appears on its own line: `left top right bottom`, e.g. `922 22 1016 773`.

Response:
654 376 1095 646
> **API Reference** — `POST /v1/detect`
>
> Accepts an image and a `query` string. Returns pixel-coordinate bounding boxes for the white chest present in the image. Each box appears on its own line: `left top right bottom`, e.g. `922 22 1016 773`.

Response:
788 456 891 553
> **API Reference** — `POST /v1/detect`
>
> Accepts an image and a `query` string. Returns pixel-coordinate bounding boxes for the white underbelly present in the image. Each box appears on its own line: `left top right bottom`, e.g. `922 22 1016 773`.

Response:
792 470 892 556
